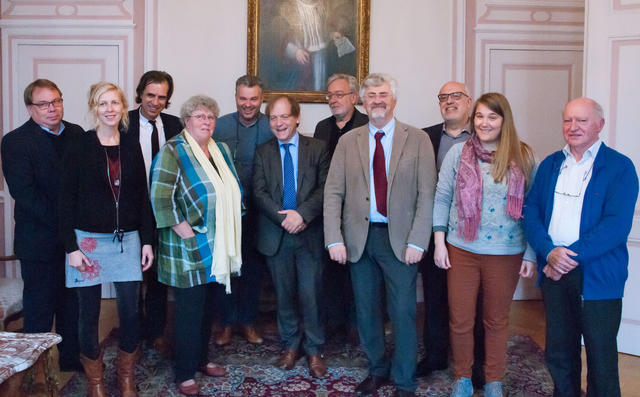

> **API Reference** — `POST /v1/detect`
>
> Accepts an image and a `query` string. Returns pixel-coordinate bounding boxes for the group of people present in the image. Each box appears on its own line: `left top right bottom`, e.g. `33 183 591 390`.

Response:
1 69 636 397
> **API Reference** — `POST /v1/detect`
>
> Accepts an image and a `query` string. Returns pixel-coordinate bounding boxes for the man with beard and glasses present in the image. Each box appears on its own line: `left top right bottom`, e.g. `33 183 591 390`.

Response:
417 81 486 388
213 75 272 345
313 73 368 344
324 73 436 396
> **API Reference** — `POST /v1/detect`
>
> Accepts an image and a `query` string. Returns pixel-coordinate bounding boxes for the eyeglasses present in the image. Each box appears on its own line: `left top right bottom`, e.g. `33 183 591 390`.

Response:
190 113 215 122
269 114 292 122
554 162 594 197
437 92 468 102
325 91 353 100
32 98 63 110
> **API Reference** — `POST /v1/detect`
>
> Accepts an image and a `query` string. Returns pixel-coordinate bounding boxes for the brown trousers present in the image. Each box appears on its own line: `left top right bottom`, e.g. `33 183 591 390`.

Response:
447 243 522 382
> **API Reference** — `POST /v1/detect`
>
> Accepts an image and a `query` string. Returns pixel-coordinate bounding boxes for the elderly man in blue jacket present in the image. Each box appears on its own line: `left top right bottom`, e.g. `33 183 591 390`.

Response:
523 97 638 397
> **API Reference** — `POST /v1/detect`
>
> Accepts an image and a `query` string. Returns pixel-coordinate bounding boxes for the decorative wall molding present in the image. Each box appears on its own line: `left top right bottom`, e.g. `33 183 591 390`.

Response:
608 38 640 148
477 3 584 27
501 63 573 98
1 0 132 20
477 38 583 94
613 0 640 11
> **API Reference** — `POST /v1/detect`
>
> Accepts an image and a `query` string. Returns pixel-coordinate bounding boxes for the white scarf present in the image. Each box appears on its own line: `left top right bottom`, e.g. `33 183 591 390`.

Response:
184 131 242 293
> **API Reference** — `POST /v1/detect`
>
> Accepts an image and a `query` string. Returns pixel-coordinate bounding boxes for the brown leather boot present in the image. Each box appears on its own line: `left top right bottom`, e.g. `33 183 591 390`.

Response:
116 347 140 397
79 352 106 397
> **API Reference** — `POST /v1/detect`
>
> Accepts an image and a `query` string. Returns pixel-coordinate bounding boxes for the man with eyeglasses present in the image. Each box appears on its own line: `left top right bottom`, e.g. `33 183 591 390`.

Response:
417 81 486 386
324 73 436 396
127 70 182 357
213 75 272 346
1 79 83 371
253 94 330 378
314 74 368 156
523 97 638 397
313 73 368 345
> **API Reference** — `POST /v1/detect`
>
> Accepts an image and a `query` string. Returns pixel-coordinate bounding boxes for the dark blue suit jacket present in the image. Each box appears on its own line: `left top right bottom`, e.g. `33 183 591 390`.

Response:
1 118 84 260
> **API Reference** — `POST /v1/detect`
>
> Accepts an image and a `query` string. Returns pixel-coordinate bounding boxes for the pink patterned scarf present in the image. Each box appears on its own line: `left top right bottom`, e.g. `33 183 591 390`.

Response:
455 134 525 241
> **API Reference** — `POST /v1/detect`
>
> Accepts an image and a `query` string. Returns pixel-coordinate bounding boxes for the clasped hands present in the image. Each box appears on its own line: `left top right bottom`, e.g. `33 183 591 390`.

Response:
543 246 578 281
278 210 307 234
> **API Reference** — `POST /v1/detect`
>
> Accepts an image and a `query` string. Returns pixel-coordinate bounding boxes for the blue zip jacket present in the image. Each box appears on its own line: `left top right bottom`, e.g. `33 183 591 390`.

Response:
523 143 638 300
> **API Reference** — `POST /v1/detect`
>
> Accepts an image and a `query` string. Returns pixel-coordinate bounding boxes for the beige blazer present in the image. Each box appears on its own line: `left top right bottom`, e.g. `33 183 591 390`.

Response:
323 119 436 263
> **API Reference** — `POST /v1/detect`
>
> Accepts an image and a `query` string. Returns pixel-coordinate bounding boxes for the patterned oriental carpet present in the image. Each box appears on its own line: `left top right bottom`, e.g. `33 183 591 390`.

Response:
61 330 554 396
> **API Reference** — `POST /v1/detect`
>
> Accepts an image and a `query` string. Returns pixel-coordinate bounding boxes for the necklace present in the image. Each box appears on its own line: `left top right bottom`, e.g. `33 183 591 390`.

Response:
104 145 124 252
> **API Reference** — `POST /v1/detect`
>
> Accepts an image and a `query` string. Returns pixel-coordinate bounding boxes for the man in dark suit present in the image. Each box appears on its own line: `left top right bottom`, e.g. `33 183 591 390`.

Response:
1 79 82 371
212 75 272 346
324 73 436 397
128 70 182 355
418 81 485 387
253 94 330 378
314 73 368 343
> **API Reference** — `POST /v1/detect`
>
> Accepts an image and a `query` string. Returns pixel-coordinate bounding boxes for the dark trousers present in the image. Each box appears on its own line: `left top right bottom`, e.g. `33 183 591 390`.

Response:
322 253 356 337
265 232 324 356
172 283 217 383
20 257 79 366
542 267 622 397
77 281 140 359
142 266 167 340
421 255 486 373
350 224 418 392
217 217 263 326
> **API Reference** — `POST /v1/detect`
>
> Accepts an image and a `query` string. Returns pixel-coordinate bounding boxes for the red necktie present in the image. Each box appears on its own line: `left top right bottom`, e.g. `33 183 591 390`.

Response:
373 131 387 217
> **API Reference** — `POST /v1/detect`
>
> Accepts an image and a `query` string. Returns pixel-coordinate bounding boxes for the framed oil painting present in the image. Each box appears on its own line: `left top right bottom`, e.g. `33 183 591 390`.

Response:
247 0 370 103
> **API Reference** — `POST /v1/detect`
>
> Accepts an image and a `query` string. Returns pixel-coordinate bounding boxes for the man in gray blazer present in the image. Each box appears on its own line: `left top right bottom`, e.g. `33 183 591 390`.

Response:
253 94 331 378
324 73 436 397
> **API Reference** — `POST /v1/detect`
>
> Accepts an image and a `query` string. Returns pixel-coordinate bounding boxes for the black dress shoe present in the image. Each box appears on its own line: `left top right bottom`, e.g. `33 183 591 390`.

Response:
355 375 387 396
415 358 448 377
395 390 416 397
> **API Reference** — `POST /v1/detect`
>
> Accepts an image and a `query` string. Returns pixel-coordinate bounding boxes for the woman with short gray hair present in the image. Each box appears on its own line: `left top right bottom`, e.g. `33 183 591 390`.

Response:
150 95 242 395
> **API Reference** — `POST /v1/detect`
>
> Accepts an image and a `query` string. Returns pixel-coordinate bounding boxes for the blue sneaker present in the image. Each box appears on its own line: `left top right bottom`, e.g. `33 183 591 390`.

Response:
484 381 503 397
450 377 473 397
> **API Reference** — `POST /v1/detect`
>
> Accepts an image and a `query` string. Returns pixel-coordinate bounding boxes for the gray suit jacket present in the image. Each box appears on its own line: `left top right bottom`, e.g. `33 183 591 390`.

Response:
323 119 436 262
253 134 330 256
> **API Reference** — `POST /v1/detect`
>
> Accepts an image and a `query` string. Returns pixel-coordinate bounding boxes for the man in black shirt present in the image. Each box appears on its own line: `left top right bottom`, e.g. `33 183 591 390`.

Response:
1 79 83 371
313 74 368 342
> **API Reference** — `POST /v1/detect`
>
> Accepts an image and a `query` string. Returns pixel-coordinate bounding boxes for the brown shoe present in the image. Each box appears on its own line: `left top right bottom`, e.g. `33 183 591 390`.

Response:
243 325 264 344
116 347 140 397
152 336 172 358
308 355 327 378
80 352 106 397
276 349 298 370
215 326 232 345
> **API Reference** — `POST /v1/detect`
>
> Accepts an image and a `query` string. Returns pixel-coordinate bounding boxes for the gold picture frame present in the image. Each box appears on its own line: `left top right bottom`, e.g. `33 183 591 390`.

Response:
247 0 370 103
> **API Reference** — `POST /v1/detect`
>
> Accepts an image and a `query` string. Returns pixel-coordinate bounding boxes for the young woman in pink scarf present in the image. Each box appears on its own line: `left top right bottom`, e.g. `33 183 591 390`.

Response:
431 93 536 397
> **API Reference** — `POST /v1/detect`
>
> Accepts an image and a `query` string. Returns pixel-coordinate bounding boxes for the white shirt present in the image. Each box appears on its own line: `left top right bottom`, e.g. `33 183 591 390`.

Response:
138 110 167 183
548 139 602 246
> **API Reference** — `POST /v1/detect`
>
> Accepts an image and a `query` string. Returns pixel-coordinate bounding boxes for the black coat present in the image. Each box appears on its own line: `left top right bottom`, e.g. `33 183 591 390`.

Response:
1 118 84 260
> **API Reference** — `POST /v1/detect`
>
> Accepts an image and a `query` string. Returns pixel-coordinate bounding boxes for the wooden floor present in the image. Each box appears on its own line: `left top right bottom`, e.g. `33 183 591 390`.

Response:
9 299 639 394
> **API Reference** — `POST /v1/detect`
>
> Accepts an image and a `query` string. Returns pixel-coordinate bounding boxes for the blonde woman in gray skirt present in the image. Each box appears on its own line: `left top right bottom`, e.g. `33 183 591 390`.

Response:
60 82 154 397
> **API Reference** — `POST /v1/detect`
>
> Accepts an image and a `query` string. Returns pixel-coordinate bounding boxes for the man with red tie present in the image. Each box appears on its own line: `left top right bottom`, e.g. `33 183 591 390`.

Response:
323 73 436 397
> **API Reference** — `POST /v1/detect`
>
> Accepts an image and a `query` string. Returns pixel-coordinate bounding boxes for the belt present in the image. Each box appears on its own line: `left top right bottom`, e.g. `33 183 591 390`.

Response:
369 222 388 228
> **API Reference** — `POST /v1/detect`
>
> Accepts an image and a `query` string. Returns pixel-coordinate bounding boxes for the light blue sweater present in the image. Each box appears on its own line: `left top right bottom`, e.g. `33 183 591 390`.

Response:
433 143 536 261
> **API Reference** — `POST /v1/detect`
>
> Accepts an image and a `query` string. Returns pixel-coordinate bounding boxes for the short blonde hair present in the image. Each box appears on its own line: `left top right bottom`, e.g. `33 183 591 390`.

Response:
87 82 129 129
